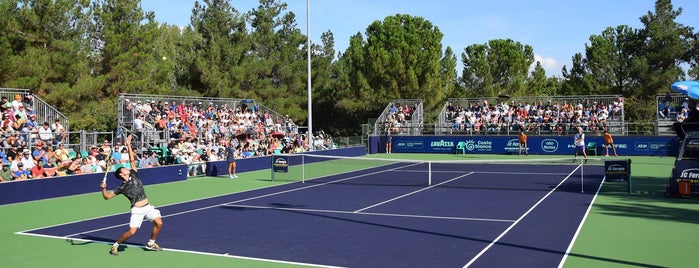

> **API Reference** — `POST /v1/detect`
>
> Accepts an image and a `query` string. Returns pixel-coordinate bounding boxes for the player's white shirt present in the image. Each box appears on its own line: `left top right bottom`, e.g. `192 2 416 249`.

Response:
574 133 585 146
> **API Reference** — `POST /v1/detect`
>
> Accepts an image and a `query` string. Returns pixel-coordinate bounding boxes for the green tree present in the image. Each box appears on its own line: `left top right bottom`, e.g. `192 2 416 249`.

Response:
634 0 694 96
561 53 594 95
335 14 447 129
190 0 248 97
460 39 534 98
584 25 638 95
243 0 307 120
0 0 90 93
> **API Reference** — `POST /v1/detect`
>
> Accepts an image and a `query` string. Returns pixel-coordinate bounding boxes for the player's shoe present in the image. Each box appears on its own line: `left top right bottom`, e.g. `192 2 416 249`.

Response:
229 174 234 178
233 174 239 178
145 242 162 251
109 245 119 256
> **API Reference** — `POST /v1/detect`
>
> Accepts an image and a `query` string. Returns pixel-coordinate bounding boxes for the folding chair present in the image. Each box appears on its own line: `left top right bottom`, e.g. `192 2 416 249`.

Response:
586 142 598 156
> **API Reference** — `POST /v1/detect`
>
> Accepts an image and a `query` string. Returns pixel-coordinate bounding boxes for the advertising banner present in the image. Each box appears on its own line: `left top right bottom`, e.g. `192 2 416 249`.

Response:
372 135 678 156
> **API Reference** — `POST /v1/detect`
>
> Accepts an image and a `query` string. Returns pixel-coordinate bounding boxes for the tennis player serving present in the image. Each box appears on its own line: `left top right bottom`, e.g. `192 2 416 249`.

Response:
100 134 163 256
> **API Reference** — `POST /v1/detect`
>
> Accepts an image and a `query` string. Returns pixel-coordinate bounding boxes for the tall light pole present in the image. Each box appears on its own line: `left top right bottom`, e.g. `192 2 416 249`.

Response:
306 0 313 150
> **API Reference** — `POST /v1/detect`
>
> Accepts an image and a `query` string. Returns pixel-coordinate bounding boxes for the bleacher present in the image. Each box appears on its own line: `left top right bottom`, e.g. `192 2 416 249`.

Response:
0 88 71 147
436 95 625 136
373 99 424 136
117 93 296 151
656 93 686 136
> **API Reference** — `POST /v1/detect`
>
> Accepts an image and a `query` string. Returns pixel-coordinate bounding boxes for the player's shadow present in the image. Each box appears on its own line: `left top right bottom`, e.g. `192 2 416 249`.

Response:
65 238 95 246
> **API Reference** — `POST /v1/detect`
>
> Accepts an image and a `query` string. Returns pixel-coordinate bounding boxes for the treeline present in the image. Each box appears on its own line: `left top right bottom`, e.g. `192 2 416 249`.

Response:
0 0 696 135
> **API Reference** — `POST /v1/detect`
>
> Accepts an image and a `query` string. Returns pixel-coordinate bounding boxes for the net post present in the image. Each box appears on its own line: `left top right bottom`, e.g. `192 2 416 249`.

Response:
302 154 305 183
271 155 275 181
580 158 585 193
428 161 432 186
627 159 632 194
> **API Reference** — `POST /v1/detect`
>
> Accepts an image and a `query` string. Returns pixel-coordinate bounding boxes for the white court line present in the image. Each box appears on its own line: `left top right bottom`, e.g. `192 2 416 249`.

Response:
400 169 571 176
462 165 583 268
15 162 428 268
17 232 341 268
223 203 515 223
17 162 423 237
354 172 475 213
557 175 606 268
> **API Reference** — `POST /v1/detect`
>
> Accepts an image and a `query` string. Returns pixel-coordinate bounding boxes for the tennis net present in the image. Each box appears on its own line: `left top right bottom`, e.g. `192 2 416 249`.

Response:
272 154 605 192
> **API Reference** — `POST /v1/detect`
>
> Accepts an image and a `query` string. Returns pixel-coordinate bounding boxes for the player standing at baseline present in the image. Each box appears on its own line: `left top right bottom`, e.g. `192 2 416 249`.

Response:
100 134 163 256
573 127 587 159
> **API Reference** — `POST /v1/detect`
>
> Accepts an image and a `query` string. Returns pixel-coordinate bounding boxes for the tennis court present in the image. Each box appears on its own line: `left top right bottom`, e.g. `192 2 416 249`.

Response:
18 156 605 267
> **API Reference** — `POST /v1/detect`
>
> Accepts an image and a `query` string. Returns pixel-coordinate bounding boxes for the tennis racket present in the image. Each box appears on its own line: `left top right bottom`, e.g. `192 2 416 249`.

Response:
101 152 113 183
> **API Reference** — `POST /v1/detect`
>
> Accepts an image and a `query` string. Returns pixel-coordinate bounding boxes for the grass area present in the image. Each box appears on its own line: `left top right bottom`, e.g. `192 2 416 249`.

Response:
1 154 696 267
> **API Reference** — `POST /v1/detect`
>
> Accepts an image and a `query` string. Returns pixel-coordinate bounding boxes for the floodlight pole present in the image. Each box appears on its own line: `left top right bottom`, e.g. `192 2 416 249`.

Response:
306 0 313 150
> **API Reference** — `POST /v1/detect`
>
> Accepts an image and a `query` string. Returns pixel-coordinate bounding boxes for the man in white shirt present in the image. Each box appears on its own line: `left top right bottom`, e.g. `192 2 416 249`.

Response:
133 114 144 140
38 122 53 144
573 127 587 159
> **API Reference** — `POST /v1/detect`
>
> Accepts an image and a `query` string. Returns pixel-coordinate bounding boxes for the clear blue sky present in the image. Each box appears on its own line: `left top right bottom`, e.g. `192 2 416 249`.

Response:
142 0 698 77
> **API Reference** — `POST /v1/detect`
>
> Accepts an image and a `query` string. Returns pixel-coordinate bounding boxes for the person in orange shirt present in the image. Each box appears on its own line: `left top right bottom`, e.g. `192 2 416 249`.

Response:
518 130 528 156
603 129 618 157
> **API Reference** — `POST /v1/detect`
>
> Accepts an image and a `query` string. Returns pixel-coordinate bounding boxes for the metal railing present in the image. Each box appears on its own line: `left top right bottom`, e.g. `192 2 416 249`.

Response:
434 95 625 136
373 99 423 136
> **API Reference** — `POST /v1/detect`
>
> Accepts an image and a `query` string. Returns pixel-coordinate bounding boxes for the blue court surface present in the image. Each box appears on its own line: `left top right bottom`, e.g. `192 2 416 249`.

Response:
21 161 605 267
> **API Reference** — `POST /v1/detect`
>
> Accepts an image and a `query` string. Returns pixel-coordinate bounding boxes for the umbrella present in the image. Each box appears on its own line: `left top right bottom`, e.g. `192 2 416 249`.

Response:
671 81 699 99
271 131 285 139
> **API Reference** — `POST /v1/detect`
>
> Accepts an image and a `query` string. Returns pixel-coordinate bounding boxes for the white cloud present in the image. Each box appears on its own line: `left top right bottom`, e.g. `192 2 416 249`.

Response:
532 54 562 77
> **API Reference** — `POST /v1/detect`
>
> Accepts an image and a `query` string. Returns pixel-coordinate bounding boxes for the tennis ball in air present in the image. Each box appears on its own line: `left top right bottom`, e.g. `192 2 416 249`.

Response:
162 56 167 61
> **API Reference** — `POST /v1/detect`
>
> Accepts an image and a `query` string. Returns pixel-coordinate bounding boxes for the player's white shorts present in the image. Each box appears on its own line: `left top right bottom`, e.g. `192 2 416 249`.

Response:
129 204 161 228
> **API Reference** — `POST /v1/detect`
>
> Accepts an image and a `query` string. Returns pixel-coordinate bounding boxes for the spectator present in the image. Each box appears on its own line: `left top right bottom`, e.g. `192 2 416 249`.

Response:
30 162 45 178
55 143 70 161
20 149 36 170
100 140 112 159
80 157 94 174
44 146 56 163
674 98 699 140
43 158 58 177
67 155 82 175
38 122 53 145
133 113 145 140
207 149 219 162
118 147 129 164
32 142 47 165
0 162 11 182
51 119 66 144
12 162 30 180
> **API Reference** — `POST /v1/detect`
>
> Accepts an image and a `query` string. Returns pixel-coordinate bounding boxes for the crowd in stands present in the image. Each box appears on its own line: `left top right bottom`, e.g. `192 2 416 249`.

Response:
0 92 629 183
383 103 418 133
124 98 336 167
658 94 695 124
0 94 76 182
0 137 166 182
444 97 624 135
